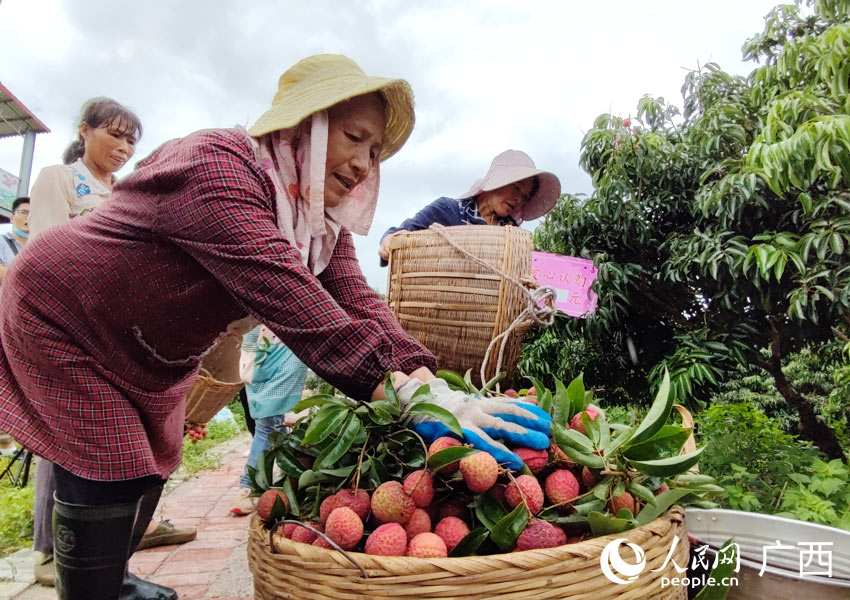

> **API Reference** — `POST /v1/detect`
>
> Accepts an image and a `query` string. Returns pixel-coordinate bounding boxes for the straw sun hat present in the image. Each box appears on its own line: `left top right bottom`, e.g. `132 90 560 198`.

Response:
248 54 415 161
459 150 561 222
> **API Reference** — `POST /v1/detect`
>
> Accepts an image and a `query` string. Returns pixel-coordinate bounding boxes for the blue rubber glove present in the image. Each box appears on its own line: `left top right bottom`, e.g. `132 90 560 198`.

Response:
398 378 552 470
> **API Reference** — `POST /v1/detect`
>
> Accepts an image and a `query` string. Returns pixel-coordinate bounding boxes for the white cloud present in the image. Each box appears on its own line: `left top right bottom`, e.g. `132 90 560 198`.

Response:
0 0 780 289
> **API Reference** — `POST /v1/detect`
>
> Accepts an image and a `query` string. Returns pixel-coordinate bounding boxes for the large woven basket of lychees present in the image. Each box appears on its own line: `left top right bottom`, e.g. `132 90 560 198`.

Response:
246 371 715 599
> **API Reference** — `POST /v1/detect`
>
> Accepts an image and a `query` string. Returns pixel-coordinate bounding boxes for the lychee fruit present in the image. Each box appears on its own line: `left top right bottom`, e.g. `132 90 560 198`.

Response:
371 481 416 524
609 491 636 515
364 522 408 556
489 483 507 507
428 436 462 475
281 523 297 538
514 447 548 474
437 501 467 521
434 516 470 553
403 470 434 508
505 475 544 514
504 389 518 398
319 494 339 525
335 488 371 522
325 507 364 550
655 482 670 495
581 466 600 490
459 451 498 493
291 522 322 544
527 386 537 396
544 469 580 507
312 536 332 549
404 508 432 541
569 407 600 435
407 532 448 558
256 489 289 522
552 525 567 546
549 442 576 467
516 519 563 551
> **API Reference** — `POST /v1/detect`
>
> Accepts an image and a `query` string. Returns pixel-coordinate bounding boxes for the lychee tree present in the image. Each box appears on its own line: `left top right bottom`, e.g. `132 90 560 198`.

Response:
530 0 850 459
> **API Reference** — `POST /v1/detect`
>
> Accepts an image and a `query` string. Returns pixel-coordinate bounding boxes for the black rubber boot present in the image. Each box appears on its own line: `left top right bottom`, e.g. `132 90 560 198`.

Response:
53 498 138 600
120 484 177 600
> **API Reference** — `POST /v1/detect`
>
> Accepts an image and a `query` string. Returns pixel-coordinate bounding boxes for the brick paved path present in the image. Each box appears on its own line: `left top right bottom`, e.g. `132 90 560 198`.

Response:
4 433 255 600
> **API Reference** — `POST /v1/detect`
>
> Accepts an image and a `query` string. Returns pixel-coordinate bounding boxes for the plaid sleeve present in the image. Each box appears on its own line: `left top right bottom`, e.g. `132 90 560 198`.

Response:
318 230 436 375
156 131 429 400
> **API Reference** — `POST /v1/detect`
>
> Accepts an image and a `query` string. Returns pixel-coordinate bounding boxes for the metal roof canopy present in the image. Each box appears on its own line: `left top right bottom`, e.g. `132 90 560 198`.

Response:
0 81 50 217
0 82 49 139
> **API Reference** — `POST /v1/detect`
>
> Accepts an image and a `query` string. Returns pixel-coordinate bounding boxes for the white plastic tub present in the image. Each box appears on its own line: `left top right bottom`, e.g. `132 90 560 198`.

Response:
686 508 850 600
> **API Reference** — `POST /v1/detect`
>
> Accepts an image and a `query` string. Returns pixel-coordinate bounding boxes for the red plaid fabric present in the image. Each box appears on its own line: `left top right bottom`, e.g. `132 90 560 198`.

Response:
0 128 435 481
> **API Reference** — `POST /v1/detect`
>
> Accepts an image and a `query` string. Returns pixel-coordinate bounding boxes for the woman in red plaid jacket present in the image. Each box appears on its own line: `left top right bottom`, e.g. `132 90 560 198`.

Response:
0 55 435 600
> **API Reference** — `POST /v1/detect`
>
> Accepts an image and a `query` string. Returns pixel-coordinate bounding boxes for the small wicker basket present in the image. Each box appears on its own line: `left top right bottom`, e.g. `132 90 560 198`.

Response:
183 334 244 424
248 507 688 599
386 225 541 385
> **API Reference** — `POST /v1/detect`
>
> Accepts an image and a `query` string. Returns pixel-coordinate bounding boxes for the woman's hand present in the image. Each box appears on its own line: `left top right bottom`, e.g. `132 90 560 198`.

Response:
378 234 395 261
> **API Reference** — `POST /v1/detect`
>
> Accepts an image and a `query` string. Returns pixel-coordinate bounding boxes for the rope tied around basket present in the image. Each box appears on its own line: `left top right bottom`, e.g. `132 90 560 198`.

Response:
428 223 557 386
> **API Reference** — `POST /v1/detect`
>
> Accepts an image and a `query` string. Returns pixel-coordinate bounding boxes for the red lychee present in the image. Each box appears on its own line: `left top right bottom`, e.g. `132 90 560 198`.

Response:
364 522 408 556
504 389 518 398
335 488 371 522
256 489 289 522
403 470 434 508
371 481 416 524
505 475 544 514
549 442 576 467
516 519 563 551
291 522 322 544
581 466 600 490
428 436 463 475
319 494 339 525
544 469 580 507
459 451 499 493
437 501 467 522
325 506 364 550
609 491 636 515
569 407 600 435
312 536 332 549
281 523 297 538
514 447 548 474
404 508 432 541
407 532 448 558
434 516 470 553
489 483 507 507
655 482 670 495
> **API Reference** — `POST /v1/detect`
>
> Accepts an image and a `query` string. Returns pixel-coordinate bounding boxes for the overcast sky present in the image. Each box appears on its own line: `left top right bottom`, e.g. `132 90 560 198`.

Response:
1 0 781 290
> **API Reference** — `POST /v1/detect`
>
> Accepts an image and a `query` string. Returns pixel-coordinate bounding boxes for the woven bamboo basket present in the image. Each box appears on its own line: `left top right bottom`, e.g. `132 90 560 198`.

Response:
248 506 688 600
386 225 541 385
183 333 244 424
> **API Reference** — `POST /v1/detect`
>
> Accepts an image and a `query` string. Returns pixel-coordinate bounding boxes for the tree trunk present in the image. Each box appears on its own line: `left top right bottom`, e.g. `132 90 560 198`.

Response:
756 320 845 461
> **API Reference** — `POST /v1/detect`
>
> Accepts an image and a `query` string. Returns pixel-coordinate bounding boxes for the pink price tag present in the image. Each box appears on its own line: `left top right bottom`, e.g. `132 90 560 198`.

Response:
531 251 598 318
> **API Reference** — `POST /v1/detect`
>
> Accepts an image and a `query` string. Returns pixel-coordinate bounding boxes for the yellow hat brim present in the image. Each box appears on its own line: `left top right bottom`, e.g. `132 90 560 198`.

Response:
248 76 414 162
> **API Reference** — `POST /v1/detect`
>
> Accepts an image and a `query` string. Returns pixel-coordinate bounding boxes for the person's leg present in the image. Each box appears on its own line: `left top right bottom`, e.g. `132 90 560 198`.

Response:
32 458 56 586
231 414 287 515
239 387 255 437
51 464 176 600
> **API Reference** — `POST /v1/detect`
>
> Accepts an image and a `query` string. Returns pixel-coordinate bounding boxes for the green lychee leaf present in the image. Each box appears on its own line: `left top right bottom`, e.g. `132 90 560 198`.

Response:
302 405 349 446
436 369 468 391
566 373 586 419
614 508 635 520
552 423 594 453
406 403 463 437
623 426 691 461
449 527 490 557
628 446 705 478
274 446 307 479
269 493 289 522
481 372 507 394
317 464 357 478
366 402 395 425
411 383 432 399
587 511 634 536
293 394 354 412
313 414 362 470
282 477 300 518
383 371 400 410
627 368 673 446
675 473 717 486
298 469 331 490
628 482 657 507
552 377 571 427
634 488 694 526
490 504 529 551
474 492 508 530
573 498 606 515
592 477 614 500
538 388 554 415
426 446 477 470
463 368 480 395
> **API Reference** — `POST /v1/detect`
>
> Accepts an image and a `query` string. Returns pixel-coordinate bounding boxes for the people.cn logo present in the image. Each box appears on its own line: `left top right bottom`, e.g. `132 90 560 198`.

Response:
600 538 647 584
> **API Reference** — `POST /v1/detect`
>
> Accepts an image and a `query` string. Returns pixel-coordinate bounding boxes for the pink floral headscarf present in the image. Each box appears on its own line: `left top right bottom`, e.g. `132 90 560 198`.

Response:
249 110 381 275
